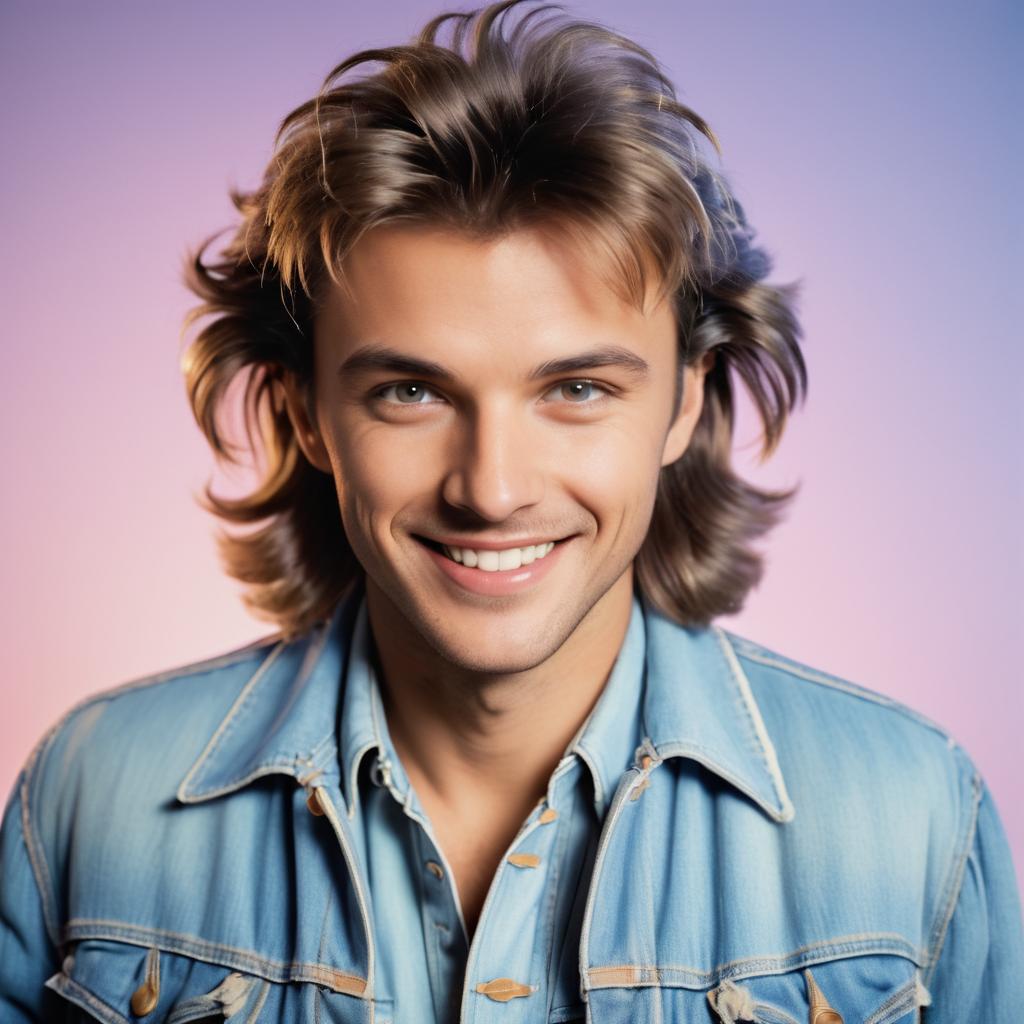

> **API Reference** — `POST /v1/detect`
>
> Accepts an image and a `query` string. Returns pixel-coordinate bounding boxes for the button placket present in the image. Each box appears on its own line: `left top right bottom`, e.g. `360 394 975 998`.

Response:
413 825 467 1023
464 781 574 1020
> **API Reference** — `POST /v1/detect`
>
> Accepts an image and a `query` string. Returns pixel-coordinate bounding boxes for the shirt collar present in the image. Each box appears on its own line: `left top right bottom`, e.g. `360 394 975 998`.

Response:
178 579 793 825
338 588 648 821
176 584 362 804
638 592 795 823
561 593 647 817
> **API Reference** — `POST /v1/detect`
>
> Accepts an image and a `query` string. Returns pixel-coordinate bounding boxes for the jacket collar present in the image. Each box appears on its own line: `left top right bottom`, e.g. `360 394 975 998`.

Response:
638 593 794 823
176 584 363 804
177 580 793 824
337 588 649 821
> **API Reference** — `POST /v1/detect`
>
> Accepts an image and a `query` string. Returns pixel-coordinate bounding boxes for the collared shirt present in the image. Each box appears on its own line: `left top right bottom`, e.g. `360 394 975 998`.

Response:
337 592 648 1022
3 582 1022 1022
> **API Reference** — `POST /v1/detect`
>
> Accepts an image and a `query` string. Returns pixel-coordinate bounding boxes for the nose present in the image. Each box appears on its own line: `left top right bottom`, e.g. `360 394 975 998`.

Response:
440 400 544 521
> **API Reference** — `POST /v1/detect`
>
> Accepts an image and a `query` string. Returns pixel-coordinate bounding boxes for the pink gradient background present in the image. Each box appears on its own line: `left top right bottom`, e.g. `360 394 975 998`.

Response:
2 1 1021 884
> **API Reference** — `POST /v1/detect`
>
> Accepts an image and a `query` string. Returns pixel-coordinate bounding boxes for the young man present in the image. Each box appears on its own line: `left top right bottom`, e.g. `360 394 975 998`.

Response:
2 1 1020 1021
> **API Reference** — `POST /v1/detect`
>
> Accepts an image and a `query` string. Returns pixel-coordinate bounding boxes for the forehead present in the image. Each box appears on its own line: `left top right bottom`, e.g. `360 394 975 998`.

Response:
313 223 674 359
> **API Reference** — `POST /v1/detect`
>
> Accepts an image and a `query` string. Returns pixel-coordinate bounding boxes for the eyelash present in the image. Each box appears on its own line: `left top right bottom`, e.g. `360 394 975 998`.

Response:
370 379 615 410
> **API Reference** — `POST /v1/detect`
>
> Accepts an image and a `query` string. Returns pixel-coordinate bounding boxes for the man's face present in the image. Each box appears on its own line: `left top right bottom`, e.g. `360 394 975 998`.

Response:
282 223 710 675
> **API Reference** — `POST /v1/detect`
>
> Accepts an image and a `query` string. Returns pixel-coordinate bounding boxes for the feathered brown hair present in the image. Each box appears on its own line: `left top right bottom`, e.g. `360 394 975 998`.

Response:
180 0 807 641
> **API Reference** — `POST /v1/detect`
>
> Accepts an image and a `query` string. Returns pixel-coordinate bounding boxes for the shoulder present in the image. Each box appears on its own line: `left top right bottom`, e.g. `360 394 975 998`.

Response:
20 631 283 832
719 626 982 876
718 629 986 960
31 630 280 752
9 630 288 945
721 626 972 775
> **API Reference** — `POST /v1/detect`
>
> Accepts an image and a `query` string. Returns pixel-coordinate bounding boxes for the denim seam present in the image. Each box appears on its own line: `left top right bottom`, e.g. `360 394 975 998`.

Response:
541 775 573 1011
17 637 281 946
313 786 376 999
457 810 547 1022
19 765 60 953
176 760 312 801
729 643 956 747
60 921 369 993
243 979 270 1024
649 739 788 824
584 937 923 989
45 970 130 1024
146 944 160 1001
53 641 282 736
751 1001 800 1024
181 612 335 797
864 974 919 1024
713 628 795 822
308 732 338 769
578 767 647 1004
921 764 982 988
176 641 287 799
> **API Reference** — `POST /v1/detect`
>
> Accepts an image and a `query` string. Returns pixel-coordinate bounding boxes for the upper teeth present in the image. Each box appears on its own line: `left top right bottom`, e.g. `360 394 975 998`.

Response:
442 541 556 572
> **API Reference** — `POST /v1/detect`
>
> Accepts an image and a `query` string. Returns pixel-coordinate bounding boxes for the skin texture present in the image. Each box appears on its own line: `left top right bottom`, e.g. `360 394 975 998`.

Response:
279 222 713 939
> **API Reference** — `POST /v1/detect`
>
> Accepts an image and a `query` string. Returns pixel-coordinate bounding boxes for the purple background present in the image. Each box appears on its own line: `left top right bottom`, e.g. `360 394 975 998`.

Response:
2 1 1021 883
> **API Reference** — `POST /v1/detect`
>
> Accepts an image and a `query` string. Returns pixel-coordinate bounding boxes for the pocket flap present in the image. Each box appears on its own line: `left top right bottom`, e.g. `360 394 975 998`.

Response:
44 939 264 1023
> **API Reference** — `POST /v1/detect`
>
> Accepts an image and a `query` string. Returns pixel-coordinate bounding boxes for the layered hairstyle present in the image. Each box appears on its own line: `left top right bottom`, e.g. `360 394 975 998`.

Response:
181 0 807 641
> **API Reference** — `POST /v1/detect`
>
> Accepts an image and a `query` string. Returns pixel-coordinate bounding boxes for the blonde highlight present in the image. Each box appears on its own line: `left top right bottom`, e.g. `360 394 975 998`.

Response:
180 0 808 640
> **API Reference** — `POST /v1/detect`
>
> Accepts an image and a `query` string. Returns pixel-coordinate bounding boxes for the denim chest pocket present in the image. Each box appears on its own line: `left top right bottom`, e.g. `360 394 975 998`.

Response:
43 937 388 1024
43 939 270 1024
586 953 931 1024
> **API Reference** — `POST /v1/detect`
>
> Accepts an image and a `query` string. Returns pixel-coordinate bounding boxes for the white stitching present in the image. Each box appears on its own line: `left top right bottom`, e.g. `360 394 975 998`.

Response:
713 627 795 822
921 767 983 987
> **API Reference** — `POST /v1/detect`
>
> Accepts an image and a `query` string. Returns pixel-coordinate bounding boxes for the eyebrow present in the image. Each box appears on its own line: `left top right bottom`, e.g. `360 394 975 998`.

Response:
337 343 651 383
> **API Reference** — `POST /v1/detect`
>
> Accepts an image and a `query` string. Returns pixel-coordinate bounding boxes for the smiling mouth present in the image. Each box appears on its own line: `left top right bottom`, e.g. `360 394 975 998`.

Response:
413 534 565 571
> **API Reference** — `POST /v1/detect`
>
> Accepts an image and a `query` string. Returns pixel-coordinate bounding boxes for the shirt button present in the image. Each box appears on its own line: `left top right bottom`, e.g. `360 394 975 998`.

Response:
306 790 326 816
130 978 159 1015
425 860 444 880
507 852 541 868
538 807 558 824
476 978 535 1002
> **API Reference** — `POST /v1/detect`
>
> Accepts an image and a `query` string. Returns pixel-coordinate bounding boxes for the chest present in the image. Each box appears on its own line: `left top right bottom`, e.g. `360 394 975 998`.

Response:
426 804 535 942
46 765 937 1024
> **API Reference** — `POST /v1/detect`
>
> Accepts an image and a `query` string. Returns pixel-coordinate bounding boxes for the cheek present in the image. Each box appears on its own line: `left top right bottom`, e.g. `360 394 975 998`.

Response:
327 420 437 526
561 422 664 521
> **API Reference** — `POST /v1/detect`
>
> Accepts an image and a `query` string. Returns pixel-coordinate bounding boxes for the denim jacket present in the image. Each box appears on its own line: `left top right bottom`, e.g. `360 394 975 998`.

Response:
2 583 1021 1023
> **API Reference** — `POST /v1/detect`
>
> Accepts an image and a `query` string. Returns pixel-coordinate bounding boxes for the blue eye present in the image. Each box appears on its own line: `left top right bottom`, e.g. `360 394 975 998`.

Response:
555 380 608 403
373 378 612 408
375 382 442 405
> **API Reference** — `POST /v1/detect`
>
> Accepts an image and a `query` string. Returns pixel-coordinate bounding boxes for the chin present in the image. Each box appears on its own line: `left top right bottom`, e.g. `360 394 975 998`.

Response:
416 611 566 675
429 643 559 678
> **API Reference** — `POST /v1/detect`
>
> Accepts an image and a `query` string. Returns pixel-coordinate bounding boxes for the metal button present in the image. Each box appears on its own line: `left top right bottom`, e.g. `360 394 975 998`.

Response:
130 978 159 1016
425 860 444 880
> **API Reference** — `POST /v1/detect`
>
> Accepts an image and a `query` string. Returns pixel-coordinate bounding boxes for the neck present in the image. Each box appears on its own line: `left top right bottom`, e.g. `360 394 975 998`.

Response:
364 573 634 817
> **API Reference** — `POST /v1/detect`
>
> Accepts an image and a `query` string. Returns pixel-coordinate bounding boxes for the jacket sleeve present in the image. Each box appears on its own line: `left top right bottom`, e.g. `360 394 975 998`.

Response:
923 776 1024 1020
0 771 60 1022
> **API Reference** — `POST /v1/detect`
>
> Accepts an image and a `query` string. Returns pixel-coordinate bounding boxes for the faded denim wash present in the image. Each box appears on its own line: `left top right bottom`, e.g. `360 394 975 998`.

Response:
1 578 1021 1022
342 591 646 1022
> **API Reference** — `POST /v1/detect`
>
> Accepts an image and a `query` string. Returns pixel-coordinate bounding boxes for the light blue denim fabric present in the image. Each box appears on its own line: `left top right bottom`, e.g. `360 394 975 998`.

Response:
1 577 1022 1022
339 593 645 1022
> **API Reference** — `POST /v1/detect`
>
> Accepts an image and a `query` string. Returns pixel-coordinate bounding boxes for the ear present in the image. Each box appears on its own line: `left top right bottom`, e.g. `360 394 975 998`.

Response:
275 371 333 475
661 349 715 468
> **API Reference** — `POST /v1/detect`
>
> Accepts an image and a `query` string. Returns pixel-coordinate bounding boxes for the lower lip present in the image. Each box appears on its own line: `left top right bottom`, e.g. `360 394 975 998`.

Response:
417 538 570 597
